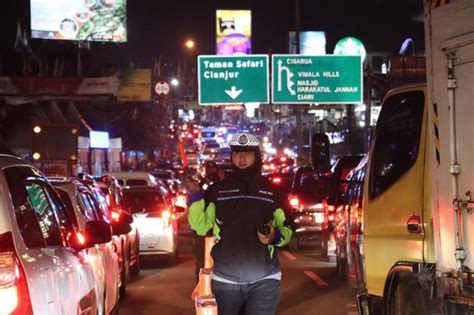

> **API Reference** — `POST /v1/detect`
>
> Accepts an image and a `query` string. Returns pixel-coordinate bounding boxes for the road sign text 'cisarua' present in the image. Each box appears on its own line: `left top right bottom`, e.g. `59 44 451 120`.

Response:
198 55 269 105
272 55 362 104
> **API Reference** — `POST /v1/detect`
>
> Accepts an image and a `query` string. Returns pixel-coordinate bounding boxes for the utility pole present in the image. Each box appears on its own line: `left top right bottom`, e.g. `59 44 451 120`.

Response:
295 0 304 161
364 68 372 153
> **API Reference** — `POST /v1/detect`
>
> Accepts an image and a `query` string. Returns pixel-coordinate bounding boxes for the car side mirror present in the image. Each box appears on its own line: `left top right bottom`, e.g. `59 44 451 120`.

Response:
117 210 134 225
85 221 112 245
174 205 186 214
111 220 132 236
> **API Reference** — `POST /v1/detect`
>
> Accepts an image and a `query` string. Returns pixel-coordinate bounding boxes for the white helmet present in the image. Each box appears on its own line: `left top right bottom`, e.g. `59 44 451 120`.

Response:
229 133 260 151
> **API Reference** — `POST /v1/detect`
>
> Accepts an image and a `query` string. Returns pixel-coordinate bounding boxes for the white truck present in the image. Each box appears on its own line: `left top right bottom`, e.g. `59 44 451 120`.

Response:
356 0 474 313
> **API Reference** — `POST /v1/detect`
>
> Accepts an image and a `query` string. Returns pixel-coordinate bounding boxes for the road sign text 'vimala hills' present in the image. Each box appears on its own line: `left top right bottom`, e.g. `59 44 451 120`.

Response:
272 55 362 104
198 55 269 105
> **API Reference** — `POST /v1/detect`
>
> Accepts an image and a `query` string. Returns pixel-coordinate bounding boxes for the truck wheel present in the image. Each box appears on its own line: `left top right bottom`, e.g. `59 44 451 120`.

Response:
390 277 429 315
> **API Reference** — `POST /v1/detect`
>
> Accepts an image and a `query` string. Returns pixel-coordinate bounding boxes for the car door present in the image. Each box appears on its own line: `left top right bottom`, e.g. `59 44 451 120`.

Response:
24 179 91 315
43 184 97 314
3 166 59 314
363 89 427 296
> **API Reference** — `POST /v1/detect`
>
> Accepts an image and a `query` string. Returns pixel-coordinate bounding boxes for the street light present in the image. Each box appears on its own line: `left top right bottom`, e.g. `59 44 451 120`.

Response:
185 39 195 50
171 78 179 86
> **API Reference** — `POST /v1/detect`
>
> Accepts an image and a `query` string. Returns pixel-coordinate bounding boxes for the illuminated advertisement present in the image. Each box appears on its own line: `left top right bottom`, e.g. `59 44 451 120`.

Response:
216 10 251 55
289 31 326 55
30 0 127 42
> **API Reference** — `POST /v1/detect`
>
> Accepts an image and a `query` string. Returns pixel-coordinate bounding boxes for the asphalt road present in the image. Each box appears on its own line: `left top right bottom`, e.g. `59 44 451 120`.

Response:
119 227 358 315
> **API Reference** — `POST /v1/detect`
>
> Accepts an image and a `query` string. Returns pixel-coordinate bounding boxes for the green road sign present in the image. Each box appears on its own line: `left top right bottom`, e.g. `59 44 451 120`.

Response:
272 55 362 104
198 55 269 105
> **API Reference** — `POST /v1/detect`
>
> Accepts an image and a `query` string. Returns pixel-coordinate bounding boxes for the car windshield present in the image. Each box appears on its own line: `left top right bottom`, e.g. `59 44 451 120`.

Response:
123 190 166 214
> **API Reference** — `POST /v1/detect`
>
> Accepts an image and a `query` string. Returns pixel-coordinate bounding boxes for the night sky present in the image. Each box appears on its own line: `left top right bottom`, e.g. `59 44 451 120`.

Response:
3 0 425 67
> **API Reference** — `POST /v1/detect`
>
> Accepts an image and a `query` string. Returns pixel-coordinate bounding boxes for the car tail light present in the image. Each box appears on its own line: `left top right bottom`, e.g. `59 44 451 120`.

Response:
328 213 335 222
271 177 282 185
111 211 121 222
314 212 325 223
289 195 299 208
0 232 33 315
327 205 335 212
76 232 87 246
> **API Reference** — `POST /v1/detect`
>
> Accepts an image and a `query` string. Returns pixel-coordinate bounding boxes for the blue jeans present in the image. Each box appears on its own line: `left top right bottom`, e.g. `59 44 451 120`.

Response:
211 279 281 315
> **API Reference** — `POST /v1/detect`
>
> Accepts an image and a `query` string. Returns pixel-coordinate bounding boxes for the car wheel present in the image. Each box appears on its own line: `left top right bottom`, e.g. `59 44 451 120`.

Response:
119 267 127 298
130 258 140 277
168 246 178 267
320 237 328 258
288 236 300 251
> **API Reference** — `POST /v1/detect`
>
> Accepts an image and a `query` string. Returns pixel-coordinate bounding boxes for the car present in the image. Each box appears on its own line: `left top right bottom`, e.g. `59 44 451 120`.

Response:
122 186 185 266
201 127 217 142
105 171 158 187
334 156 367 292
95 175 141 289
321 155 364 259
52 179 122 314
286 167 328 251
214 147 232 166
265 171 295 197
201 142 221 160
0 154 106 314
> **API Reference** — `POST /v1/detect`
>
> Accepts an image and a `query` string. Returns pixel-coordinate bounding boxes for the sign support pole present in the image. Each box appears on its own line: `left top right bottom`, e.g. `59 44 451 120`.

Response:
295 0 304 161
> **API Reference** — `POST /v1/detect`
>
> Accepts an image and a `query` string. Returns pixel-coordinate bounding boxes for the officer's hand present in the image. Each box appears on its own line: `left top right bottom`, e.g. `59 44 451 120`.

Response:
257 224 275 245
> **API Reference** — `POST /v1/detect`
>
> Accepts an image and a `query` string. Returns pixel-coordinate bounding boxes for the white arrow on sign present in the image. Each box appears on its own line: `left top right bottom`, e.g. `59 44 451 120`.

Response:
225 86 243 100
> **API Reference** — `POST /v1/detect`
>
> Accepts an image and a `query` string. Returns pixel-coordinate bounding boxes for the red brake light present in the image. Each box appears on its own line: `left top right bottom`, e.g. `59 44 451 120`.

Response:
328 214 335 222
280 157 287 162
0 232 33 315
76 232 86 246
328 205 335 212
111 211 121 222
272 177 282 184
289 196 299 207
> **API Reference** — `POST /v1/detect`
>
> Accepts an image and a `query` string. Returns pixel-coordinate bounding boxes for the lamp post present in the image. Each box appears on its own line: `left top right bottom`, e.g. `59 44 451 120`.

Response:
183 39 196 78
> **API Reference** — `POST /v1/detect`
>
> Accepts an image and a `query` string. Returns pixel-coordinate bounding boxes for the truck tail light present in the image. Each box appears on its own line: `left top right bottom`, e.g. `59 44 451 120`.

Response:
0 232 33 315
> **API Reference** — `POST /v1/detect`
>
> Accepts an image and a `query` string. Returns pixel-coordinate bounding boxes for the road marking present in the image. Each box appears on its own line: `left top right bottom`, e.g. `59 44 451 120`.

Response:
304 271 328 286
281 251 297 261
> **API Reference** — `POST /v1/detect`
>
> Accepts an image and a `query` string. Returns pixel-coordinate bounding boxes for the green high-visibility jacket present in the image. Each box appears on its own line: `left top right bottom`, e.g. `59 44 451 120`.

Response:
188 174 293 283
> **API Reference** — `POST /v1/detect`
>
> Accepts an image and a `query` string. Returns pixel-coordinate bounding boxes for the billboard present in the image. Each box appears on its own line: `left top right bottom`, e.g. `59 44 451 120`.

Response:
30 0 127 42
117 69 151 101
289 31 326 55
216 10 251 55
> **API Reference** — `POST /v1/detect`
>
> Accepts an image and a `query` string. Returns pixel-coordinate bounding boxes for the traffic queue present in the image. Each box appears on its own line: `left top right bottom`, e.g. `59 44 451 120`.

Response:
0 151 188 315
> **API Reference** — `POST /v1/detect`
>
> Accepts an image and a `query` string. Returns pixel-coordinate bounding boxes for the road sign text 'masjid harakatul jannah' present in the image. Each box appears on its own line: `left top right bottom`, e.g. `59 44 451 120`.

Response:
197 54 362 105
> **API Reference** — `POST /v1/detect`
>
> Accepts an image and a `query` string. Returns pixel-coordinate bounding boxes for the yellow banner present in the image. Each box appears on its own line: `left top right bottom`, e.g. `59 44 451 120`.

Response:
117 69 151 102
